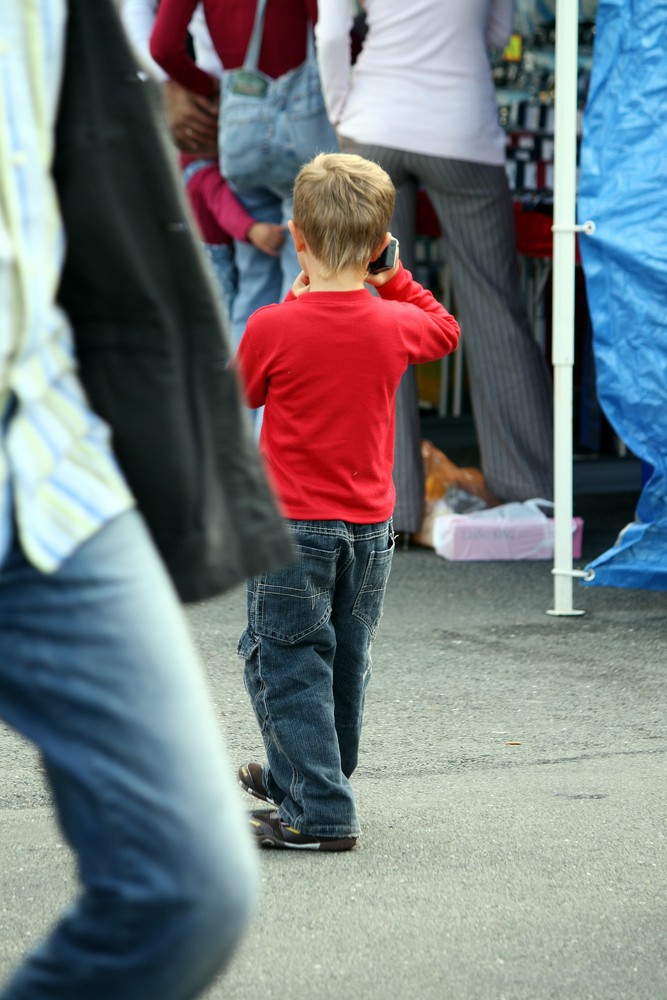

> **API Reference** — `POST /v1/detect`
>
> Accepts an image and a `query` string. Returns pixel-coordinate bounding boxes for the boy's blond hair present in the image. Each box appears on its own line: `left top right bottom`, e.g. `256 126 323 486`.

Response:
292 153 395 278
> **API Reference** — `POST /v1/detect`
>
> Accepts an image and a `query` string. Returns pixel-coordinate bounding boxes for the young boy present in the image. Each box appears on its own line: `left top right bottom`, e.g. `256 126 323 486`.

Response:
234 153 460 851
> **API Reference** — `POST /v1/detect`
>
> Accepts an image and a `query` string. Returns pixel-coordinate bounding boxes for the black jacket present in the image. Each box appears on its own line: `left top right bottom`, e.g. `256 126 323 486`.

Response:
53 0 293 602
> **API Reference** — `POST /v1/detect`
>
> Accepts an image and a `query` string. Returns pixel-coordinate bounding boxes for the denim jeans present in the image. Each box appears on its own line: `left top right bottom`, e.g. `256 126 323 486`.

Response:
203 241 237 329
238 518 394 838
229 184 301 349
219 55 338 194
181 160 239 333
0 510 258 1000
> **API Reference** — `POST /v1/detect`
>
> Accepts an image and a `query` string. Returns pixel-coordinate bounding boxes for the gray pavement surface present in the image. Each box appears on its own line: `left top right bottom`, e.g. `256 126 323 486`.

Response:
1 478 666 999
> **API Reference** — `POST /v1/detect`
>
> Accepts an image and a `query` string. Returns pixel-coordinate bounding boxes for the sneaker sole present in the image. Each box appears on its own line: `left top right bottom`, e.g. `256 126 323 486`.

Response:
249 812 356 851
256 833 321 850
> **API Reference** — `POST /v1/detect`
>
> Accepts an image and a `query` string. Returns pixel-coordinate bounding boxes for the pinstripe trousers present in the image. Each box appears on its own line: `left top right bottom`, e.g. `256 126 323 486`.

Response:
342 141 554 533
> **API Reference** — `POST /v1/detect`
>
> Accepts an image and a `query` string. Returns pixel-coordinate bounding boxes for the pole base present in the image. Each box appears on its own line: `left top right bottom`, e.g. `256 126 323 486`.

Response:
546 608 586 617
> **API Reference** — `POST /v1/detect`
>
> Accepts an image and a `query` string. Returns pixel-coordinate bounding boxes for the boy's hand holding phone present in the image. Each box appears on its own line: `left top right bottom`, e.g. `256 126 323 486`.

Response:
366 234 399 287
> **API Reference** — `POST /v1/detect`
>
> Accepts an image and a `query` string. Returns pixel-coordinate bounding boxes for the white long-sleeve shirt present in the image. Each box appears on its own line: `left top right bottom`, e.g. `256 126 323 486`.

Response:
315 0 514 165
121 0 223 78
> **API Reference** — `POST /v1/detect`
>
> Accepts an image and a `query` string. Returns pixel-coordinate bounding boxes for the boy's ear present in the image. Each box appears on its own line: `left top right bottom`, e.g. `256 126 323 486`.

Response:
288 220 306 252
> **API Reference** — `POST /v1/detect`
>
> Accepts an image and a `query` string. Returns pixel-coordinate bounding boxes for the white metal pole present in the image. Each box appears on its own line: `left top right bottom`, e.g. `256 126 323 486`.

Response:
547 0 586 616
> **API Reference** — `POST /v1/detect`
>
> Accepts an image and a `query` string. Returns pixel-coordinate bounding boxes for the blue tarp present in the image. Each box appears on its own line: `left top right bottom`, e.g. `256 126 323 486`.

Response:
577 0 667 590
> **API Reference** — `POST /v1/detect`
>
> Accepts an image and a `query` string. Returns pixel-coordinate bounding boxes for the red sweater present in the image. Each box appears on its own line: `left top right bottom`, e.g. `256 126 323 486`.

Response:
180 154 255 245
150 0 319 98
234 265 460 523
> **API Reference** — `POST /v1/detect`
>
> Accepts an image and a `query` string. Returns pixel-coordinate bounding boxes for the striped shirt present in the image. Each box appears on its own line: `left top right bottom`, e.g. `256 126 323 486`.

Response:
0 0 134 574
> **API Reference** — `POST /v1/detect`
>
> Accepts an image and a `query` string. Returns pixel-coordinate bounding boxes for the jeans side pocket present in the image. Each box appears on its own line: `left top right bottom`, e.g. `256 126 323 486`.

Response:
253 544 338 644
352 537 395 638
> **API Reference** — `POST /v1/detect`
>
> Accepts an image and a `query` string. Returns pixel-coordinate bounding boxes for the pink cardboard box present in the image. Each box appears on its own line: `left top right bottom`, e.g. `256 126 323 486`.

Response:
433 513 584 562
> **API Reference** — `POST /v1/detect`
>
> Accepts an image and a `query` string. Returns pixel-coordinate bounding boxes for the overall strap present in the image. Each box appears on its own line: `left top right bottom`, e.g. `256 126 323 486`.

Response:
243 0 316 71
243 0 269 70
306 24 315 63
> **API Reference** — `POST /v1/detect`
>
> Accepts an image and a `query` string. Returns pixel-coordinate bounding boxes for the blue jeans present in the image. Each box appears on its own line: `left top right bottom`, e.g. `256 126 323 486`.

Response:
219 55 338 194
181 160 239 332
229 184 301 349
238 518 394 838
203 241 237 330
0 510 258 1000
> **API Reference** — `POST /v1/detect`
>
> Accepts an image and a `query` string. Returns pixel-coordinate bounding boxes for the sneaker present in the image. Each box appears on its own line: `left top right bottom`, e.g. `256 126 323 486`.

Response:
248 810 357 852
238 762 275 805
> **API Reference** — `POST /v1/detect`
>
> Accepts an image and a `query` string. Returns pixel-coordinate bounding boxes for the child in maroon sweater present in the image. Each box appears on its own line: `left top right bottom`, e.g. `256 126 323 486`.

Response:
234 153 460 851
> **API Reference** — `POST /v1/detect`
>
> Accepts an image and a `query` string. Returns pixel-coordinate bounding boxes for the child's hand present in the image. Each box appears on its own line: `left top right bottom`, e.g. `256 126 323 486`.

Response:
247 222 285 257
291 271 311 297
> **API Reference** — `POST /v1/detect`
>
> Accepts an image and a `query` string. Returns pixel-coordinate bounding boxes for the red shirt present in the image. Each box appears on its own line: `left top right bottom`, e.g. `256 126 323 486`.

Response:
234 265 460 523
180 154 255 245
151 0 319 97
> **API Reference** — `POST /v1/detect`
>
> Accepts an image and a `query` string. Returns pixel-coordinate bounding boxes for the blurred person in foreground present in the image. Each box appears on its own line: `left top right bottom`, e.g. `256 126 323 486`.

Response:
0 1 292 996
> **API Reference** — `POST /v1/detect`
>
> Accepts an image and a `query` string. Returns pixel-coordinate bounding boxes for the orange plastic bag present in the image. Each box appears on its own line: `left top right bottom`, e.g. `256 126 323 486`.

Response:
412 441 499 548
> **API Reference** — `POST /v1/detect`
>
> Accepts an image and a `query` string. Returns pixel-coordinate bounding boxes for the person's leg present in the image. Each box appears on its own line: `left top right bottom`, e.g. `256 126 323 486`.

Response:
202 241 238 330
330 521 394 778
238 521 359 838
339 139 426 534
411 153 554 501
0 511 258 1000
385 164 428 534
229 186 284 349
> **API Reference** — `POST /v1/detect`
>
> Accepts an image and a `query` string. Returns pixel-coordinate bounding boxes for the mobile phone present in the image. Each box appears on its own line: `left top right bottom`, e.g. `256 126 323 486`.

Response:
368 237 398 274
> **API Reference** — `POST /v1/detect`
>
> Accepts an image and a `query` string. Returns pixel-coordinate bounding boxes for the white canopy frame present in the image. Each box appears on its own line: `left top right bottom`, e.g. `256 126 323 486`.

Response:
547 0 595 616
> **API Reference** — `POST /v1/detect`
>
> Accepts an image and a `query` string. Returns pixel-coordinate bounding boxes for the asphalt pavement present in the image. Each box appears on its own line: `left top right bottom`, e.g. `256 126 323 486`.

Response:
0 434 665 1000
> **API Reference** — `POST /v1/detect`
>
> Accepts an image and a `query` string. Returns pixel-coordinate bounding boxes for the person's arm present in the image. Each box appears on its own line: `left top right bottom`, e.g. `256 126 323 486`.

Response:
187 167 284 254
232 312 275 409
2 3 69 369
150 0 218 97
121 0 168 80
486 0 515 49
314 0 355 126
122 0 217 154
189 5 224 77
203 172 256 241
184 164 253 238
376 263 461 364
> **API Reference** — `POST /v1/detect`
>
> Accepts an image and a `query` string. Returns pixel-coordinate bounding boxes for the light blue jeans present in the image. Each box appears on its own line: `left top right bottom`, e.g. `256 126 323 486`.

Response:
238 518 394 838
229 184 301 349
181 159 239 332
0 510 258 1000
203 241 237 329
